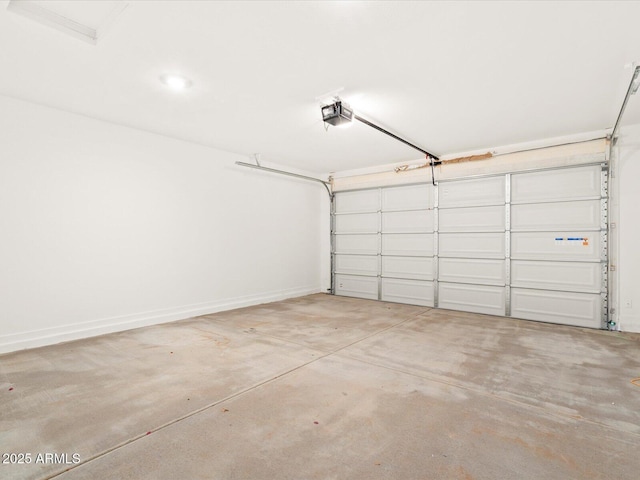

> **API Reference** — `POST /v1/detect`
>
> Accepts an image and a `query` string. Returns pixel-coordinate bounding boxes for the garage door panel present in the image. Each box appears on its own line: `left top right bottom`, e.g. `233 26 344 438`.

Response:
335 274 378 300
382 210 433 233
439 258 505 286
334 255 379 277
511 165 601 204
439 176 505 207
334 213 379 234
334 234 378 255
381 234 434 256
382 184 432 211
511 232 601 261
333 164 607 328
381 278 434 307
335 189 379 213
511 200 601 232
439 283 506 316
439 205 505 233
511 288 601 328
511 261 601 293
439 232 505 259
382 256 434 281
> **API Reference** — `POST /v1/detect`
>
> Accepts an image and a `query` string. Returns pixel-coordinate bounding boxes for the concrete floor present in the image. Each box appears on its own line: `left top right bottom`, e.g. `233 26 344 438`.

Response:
1 294 639 480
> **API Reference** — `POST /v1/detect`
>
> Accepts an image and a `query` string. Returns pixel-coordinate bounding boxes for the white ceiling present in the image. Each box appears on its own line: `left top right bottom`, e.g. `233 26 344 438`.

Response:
1 0 639 174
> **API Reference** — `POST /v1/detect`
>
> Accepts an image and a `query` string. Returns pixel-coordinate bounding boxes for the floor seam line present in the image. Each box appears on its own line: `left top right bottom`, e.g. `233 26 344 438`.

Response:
202 309 429 356
322 311 429 357
332 351 640 439
45 348 339 479
46 311 427 479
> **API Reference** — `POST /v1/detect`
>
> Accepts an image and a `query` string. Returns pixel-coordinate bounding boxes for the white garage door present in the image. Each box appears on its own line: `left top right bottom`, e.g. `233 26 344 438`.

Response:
333 184 435 306
439 176 507 316
333 189 380 300
509 166 606 328
332 163 608 329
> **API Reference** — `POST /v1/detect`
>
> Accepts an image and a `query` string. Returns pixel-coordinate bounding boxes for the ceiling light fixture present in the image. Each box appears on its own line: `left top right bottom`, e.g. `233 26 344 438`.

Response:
159 73 192 91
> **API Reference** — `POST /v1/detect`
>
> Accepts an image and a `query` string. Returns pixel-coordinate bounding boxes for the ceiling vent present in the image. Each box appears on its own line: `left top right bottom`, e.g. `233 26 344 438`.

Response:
6 0 128 45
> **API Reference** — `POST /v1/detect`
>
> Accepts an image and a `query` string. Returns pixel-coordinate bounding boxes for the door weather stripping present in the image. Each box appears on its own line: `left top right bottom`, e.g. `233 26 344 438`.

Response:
610 65 640 144
235 161 332 197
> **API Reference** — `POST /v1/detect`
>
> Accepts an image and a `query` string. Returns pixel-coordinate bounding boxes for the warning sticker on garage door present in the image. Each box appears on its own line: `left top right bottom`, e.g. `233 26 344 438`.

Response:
555 237 589 246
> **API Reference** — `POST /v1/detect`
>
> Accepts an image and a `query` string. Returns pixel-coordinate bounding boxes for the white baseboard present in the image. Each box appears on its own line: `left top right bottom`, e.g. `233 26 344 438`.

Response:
0 286 322 355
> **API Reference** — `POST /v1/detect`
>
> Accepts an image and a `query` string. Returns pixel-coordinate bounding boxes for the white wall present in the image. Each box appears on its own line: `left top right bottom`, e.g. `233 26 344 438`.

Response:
0 95 325 353
615 123 640 333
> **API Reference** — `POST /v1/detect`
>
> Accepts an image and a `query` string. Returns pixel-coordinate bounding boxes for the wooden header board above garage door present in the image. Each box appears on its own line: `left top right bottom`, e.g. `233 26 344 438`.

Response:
332 163 608 329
